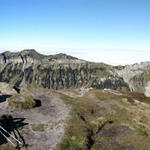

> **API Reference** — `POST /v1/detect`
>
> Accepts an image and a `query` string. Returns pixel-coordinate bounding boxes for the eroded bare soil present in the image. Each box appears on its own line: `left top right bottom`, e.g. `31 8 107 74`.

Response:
0 89 70 150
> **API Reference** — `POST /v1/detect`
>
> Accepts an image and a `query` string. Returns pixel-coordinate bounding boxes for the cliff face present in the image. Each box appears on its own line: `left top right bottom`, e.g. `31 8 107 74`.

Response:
0 49 129 91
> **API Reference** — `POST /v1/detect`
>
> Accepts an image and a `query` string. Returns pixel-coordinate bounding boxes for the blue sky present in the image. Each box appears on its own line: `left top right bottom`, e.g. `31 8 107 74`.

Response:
0 0 150 65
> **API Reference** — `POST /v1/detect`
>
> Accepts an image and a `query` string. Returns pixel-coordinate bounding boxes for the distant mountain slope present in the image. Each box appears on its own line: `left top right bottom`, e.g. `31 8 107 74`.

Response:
0 49 149 96
116 62 150 96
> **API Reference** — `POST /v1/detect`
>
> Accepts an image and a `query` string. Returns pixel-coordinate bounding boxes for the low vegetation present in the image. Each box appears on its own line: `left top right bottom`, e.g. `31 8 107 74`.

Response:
7 94 36 109
59 93 113 150
0 145 15 150
123 91 150 101
59 94 91 150
58 90 150 150
31 124 45 132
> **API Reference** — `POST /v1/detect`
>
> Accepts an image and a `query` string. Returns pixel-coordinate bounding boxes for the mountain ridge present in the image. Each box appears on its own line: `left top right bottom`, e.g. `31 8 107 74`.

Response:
0 49 86 64
1 49 150 66
0 49 149 96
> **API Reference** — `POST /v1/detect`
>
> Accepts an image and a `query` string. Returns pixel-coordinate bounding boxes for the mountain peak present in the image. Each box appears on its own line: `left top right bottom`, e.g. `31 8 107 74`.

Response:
21 49 38 54
20 49 44 60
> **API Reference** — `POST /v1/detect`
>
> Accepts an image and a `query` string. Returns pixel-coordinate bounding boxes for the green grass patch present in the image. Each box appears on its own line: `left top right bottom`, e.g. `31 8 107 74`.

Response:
58 91 150 150
95 91 122 101
31 124 45 132
60 94 90 150
133 123 150 137
59 93 111 150
7 94 36 110
0 145 16 150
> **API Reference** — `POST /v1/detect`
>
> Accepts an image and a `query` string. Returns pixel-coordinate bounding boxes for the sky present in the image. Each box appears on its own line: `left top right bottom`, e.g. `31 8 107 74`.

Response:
0 0 150 65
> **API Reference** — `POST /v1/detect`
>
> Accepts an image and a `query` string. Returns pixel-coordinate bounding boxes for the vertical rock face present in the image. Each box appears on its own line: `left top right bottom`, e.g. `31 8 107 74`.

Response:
1 49 150 96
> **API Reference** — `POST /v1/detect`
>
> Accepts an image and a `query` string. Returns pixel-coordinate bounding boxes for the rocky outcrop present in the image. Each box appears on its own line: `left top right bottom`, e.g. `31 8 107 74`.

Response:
116 62 150 96
145 81 150 97
0 82 17 95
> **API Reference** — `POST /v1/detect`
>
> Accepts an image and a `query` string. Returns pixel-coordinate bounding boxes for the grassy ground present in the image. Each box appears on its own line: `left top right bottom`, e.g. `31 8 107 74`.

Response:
31 124 45 132
0 145 16 150
2 88 150 150
58 89 150 150
7 94 36 110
